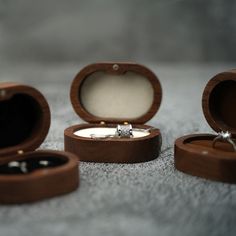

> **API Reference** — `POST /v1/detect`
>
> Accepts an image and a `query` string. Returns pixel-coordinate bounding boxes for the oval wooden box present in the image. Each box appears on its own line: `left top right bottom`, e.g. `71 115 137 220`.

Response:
0 83 79 204
175 70 236 183
64 62 162 163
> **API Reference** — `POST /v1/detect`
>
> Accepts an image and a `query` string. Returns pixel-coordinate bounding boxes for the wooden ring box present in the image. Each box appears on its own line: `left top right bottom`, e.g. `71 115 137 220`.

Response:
0 83 79 204
64 62 162 163
175 70 236 183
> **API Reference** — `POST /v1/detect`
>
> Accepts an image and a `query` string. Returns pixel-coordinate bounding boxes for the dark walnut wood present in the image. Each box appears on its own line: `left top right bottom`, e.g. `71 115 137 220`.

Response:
0 82 51 157
65 124 161 163
0 83 79 203
70 62 162 124
175 134 236 183
65 62 162 163
202 70 236 137
0 150 79 204
175 70 236 183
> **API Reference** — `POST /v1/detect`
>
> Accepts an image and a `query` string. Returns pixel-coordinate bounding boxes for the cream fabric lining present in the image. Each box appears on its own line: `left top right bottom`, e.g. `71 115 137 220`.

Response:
74 127 150 138
80 71 154 119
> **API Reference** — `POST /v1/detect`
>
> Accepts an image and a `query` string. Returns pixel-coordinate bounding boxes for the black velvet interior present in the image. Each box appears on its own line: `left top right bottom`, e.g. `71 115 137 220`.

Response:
0 94 42 148
209 80 236 131
0 156 67 174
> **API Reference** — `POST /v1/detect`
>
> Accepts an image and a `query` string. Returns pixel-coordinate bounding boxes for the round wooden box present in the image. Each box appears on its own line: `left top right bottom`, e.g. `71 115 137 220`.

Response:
64 62 162 163
175 70 236 183
0 83 79 204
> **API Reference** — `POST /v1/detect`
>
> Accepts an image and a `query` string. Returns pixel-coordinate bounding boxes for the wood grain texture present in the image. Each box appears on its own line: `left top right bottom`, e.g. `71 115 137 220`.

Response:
202 70 236 137
0 82 50 157
0 150 79 204
70 62 162 124
0 83 79 203
65 124 161 163
66 62 162 163
175 70 236 183
175 134 236 183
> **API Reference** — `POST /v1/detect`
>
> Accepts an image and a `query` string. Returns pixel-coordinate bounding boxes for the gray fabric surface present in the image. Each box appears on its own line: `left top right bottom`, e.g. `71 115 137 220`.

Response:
0 63 236 236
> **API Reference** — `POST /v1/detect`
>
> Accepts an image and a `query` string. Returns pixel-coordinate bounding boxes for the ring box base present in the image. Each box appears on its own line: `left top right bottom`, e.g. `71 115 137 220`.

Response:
65 124 161 163
174 70 236 183
0 150 79 204
65 62 163 163
175 134 236 183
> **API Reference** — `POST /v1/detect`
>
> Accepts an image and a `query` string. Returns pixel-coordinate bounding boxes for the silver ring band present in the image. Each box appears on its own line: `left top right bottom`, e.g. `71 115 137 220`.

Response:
8 160 50 173
116 124 133 138
89 125 152 139
212 131 236 152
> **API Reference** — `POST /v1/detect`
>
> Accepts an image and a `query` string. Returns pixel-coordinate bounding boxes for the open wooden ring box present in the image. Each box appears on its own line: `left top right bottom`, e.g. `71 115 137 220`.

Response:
0 83 79 204
64 62 162 163
175 70 236 183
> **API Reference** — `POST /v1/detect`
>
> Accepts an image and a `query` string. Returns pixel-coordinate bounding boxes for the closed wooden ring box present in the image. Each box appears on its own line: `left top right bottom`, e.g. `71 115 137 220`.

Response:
64 62 162 163
175 70 236 183
0 83 79 204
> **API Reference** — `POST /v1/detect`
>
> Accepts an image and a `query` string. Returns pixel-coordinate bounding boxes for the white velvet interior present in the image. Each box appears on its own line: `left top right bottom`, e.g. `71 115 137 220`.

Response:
74 127 150 138
80 71 154 119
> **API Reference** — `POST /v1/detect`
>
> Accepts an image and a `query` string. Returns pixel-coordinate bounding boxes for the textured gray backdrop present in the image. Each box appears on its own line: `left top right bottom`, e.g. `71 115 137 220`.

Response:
0 64 236 236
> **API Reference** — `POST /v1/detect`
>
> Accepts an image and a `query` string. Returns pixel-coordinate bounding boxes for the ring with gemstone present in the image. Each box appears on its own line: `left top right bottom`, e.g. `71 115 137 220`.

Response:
8 161 28 173
116 124 133 138
212 131 236 151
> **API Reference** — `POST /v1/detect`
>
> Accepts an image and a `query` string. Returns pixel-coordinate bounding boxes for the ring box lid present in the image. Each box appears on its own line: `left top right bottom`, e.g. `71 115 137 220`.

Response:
202 70 236 138
70 62 162 124
0 82 51 158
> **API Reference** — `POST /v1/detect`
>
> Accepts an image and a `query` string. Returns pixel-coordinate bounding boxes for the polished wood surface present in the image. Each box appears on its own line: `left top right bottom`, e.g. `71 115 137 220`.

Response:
175 134 236 183
0 150 79 204
70 62 162 124
66 62 162 163
202 70 236 137
0 82 50 157
0 83 79 203
175 70 236 183
65 124 161 163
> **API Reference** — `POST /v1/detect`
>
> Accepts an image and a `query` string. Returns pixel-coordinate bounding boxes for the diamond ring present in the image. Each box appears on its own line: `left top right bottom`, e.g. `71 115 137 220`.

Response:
116 124 133 138
212 131 236 152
